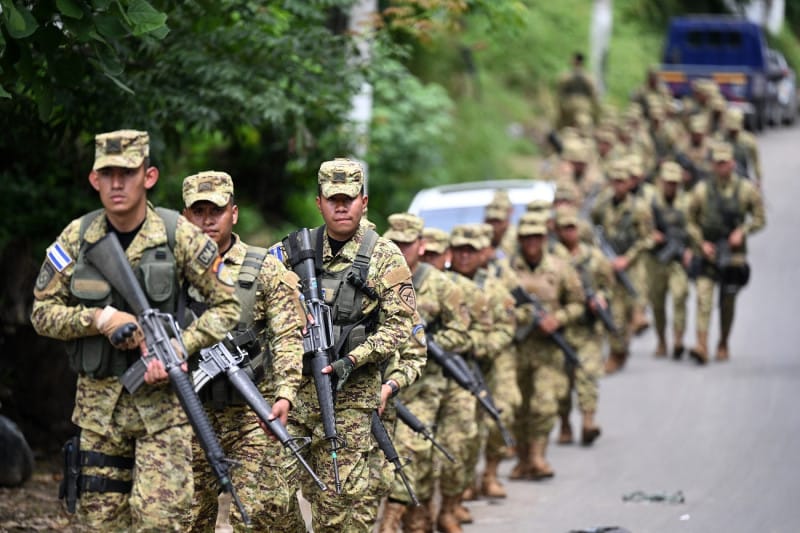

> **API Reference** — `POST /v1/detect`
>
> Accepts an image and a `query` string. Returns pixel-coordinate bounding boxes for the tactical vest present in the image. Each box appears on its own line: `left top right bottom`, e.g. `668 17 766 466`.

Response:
651 197 687 251
605 198 637 254
67 208 179 378
310 226 380 359
561 73 593 98
701 180 743 242
194 244 268 409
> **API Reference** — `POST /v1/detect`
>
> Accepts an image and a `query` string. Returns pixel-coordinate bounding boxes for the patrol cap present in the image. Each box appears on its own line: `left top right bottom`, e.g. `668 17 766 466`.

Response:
182 171 234 207
450 224 485 250
555 205 580 227
726 108 744 130
627 153 644 177
318 157 364 198
608 159 630 181
563 138 590 163
711 95 727 112
517 211 549 237
93 130 149 170
624 103 643 122
711 142 734 162
479 223 494 247
659 161 683 183
422 227 449 254
526 197 553 213
689 114 707 134
595 125 617 144
383 213 424 243
554 182 578 203
485 189 512 221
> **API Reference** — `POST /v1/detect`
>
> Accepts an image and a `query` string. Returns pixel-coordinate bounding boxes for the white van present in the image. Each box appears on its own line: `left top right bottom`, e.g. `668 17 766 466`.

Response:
407 179 555 232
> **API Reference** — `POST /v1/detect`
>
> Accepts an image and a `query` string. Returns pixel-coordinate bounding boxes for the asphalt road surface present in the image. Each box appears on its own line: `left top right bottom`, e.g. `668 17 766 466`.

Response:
463 126 800 532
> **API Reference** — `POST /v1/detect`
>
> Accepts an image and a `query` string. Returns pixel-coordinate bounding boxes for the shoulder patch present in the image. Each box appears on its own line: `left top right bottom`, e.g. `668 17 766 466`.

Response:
268 244 285 263
397 283 417 311
35 261 56 292
196 239 218 269
46 242 73 272
211 256 235 287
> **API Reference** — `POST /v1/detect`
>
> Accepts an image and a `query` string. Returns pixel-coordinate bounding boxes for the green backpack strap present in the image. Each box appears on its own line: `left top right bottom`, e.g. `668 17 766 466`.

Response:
154 207 179 251
411 261 431 290
78 208 105 244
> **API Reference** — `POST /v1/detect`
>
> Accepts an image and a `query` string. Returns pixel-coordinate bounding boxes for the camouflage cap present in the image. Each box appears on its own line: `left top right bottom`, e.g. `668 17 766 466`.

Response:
624 103 643 122
563 138 590 163
554 205 580 227
726 108 744 130
659 161 683 183
383 213 424 243
711 95 727 112
318 157 364 198
517 211 549 237
450 224 486 250
554 182 579 203
93 130 149 170
479 223 494 247
422 227 449 254
182 171 234 207
711 141 734 162
627 153 644 177
595 125 617 144
526 197 554 213
689 114 707 134
608 159 630 181
485 189 512 220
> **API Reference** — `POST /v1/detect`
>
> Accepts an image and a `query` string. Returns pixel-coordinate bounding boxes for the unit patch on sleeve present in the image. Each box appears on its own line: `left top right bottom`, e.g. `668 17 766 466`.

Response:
46 242 73 272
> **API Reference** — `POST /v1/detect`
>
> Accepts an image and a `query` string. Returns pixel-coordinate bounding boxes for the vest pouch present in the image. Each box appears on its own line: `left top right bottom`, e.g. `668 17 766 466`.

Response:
65 335 112 378
139 255 175 304
70 262 112 306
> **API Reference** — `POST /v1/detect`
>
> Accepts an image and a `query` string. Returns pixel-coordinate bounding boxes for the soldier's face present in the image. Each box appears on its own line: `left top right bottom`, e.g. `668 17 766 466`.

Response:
184 200 238 248
612 179 629 199
714 159 734 178
557 224 579 247
89 164 157 220
316 193 366 241
395 239 424 270
422 250 448 271
519 235 545 263
486 218 508 246
450 245 481 278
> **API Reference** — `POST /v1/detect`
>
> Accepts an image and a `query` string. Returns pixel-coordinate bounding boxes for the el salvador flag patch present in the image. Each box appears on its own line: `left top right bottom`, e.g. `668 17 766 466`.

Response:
267 244 284 262
47 242 73 272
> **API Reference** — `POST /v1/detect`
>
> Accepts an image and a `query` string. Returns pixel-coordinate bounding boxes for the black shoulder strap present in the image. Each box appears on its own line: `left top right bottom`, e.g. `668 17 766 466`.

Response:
353 228 379 282
312 225 325 274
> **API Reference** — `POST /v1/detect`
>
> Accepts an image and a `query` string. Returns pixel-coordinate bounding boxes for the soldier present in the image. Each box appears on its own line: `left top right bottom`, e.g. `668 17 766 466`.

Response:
553 206 614 446
719 108 763 186
557 137 605 208
556 52 600 129
686 143 765 363
270 158 417 532
647 162 693 359
379 214 470 533
631 65 672 116
484 190 518 259
180 171 305 532
30 130 240 530
676 114 714 190
510 212 584 478
591 159 654 373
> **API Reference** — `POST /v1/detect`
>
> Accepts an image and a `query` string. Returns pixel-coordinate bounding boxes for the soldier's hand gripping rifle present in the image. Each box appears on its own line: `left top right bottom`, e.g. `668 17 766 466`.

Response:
575 265 617 334
371 411 420 506
593 226 639 298
84 233 249 524
426 336 515 448
511 286 581 370
193 332 327 491
282 228 345 494
394 399 456 463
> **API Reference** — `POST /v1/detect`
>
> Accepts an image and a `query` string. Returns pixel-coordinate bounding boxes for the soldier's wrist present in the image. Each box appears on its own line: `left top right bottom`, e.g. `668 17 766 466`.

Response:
383 379 400 397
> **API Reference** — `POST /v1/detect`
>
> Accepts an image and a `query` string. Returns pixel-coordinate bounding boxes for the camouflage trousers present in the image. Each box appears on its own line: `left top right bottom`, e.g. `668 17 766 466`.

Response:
648 258 689 336
609 282 636 354
356 406 398 526
436 381 477 497
187 404 303 533
78 391 193 532
515 342 569 446
695 275 737 338
559 332 604 416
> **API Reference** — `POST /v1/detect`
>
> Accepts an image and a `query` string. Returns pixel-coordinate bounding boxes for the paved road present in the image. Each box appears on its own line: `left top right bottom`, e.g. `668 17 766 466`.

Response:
465 125 800 533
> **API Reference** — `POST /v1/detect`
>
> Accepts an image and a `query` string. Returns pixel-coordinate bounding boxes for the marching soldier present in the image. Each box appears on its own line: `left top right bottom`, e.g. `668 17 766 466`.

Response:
719 107 763 186
556 52 600 129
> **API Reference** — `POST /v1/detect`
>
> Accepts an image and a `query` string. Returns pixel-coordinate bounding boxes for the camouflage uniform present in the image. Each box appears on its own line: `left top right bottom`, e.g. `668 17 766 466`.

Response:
556 63 599 128
677 114 714 189
30 131 240 531
181 172 305 533
686 143 766 362
510 212 584 479
553 207 614 445
272 159 417 533
647 162 691 358
485 190 518 260
718 108 763 184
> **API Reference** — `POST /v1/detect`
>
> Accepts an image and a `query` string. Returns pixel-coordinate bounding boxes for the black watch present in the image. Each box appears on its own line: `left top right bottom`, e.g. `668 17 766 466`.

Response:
384 380 400 397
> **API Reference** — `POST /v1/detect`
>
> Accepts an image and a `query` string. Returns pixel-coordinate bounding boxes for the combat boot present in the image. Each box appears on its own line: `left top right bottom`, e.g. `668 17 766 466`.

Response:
509 442 531 480
528 438 554 480
402 499 431 533
436 495 463 533
655 333 667 357
453 497 473 524
580 411 602 446
716 341 729 362
673 329 685 359
461 478 479 501
689 331 708 365
480 457 507 498
379 501 407 533
631 306 650 336
557 414 574 444
604 351 628 374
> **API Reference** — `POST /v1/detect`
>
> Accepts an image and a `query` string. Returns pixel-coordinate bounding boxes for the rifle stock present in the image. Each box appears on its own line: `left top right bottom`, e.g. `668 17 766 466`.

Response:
394 399 456 463
511 287 581 369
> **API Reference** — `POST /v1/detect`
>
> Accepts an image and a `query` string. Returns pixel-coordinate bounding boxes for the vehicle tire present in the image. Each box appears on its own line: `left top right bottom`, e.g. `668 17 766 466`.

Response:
755 104 765 132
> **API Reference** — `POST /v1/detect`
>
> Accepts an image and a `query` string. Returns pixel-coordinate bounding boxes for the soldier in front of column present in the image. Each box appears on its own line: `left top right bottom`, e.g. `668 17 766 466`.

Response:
510 212 584 479
553 206 614 446
556 51 600 128
686 143 765 363
648 162 692 359
591 160 654 373
30 130 240 531
271 158 417 532
180 171 305 532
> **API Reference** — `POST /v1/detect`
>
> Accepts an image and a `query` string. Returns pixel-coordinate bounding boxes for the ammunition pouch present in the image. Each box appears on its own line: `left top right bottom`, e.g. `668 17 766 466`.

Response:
59 435 134 513
719 263 750 288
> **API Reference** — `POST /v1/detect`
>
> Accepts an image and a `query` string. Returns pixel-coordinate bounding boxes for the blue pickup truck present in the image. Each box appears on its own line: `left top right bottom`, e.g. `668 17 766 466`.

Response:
658 16 777 131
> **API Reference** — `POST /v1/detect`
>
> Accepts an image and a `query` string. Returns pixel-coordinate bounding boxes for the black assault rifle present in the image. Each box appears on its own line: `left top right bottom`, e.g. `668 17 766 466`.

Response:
193 332 327 491
85 233 249 524
511 286 581 370
394 399 456 463
426 337 515 448
575 266 617 335
371 411 420 506
283 228 345 494
593 225 639 297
